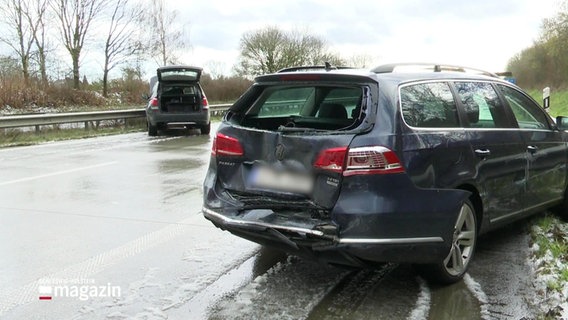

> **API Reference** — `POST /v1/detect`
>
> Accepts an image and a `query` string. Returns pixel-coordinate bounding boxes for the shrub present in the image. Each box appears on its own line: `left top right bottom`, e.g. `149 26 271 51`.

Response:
201 74 252 103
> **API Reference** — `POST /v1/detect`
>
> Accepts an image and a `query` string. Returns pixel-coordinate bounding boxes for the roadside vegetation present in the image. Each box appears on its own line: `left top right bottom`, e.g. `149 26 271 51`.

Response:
527 88 568 117
0 119 146 147
529 214 568 319
508 1 568 90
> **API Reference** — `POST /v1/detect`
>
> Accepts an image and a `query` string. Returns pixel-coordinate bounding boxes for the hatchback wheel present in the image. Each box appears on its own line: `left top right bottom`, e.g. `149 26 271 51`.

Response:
148 121 158 136
200 123 211 135
415 199 477 284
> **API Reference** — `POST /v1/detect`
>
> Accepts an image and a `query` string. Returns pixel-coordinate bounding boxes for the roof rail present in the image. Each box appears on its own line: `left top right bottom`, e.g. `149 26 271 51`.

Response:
277 62 353 73
371 63 498 78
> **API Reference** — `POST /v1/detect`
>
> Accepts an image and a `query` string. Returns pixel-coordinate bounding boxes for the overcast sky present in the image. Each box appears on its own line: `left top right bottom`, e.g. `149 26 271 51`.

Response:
168 0 560 77
0 0 560 80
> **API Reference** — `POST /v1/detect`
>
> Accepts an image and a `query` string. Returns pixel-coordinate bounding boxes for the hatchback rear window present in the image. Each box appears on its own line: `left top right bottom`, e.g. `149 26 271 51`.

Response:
238 85 364 132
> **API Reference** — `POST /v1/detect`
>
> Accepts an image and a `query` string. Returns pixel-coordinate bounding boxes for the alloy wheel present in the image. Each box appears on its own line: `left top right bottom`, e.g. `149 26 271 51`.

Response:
444 202 476 276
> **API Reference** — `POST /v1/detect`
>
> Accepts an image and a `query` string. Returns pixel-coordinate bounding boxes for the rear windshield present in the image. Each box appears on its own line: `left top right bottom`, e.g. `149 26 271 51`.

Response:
234 85 365 132
160 69 200 82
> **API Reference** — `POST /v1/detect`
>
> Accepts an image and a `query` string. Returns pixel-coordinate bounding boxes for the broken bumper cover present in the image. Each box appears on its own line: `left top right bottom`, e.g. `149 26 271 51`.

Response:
203 206 455 266
202 169 472 267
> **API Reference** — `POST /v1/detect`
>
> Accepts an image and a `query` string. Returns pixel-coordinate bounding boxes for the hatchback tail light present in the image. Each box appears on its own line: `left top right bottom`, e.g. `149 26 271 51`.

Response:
212 133 244 156
149 97 159 109
202 95 209 109
314 146 404 176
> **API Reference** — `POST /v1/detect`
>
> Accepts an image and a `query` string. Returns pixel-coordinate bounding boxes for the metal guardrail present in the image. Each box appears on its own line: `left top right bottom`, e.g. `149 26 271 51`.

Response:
0 98 358 130
0 104 232 130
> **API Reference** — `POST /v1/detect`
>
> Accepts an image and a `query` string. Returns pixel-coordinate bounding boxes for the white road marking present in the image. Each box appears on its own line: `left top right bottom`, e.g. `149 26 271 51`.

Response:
0 162 117 186
408 277 431 320
463 273 491 320
0 215 193 316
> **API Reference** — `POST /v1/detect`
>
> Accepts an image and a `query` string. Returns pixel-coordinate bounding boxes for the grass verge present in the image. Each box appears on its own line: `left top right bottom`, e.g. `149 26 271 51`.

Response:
0 119 146 148
529 213 568 319
526 88 568 117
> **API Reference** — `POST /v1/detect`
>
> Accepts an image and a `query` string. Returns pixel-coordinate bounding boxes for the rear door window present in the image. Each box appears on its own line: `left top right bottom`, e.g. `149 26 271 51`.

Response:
400 82 459 128
454 82 509 128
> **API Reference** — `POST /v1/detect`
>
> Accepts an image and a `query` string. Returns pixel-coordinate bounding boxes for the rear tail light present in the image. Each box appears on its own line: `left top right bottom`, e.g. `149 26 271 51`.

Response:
314 147 348 173
344 146 404 176
202 96 209 109
149 97 159 109
314 146 404 175
212 133 244 156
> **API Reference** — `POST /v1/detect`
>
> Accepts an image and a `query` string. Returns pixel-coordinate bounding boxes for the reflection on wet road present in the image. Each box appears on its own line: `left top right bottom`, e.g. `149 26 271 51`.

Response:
0 131 539 319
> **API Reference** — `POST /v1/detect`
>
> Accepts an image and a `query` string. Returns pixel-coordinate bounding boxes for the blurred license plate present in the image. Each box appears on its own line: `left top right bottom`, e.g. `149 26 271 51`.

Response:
251 167 313 194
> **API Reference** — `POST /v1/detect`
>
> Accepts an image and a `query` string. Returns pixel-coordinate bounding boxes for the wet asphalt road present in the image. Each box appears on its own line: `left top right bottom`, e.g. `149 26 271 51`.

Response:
0 129 540 319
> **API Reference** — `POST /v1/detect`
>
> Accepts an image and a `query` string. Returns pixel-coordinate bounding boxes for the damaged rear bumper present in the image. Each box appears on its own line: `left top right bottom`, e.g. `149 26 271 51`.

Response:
203 169 472 267
203 206 452 267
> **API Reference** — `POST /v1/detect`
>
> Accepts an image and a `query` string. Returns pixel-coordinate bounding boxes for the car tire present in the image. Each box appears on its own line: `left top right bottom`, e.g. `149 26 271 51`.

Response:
200 123 211 135
148 121 158 136
414 199 477 284
553 186 568 220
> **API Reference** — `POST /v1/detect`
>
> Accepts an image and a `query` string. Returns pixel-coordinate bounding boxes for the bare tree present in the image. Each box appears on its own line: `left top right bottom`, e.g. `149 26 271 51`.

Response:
146 0 187 66
236 26 287 76
26 0 49 86
52 0 108 89
346 53 374 68
0 0 35 83
205 60 228 79
101 0 143 97
235 26 344 78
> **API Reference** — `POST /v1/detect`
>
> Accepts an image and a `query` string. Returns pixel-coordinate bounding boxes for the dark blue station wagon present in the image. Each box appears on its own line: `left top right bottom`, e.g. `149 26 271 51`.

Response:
203 63 568 284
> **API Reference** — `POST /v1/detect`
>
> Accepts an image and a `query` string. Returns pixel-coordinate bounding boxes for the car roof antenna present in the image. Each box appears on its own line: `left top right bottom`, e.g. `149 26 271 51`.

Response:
325 62 332 71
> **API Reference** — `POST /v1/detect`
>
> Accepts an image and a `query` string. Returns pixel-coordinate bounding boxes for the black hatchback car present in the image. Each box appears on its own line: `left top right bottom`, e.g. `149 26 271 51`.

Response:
145 65 210 136
202 63 568 284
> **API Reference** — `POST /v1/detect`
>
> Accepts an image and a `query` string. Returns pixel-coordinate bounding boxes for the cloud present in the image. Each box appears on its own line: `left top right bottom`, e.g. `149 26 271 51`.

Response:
173 0 558 75
2 0 555 79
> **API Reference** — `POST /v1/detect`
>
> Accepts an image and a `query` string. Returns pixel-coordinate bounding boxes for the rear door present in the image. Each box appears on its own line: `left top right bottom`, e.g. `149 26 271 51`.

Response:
215 80 374 210
497 84 567 209
453 81 528 223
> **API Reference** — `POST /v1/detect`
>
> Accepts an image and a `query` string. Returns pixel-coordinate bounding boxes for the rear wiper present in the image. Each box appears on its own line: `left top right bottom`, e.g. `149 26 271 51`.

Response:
277 126 326 133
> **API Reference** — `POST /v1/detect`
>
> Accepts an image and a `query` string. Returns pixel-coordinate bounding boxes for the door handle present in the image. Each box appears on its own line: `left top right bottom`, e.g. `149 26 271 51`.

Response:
527 145 538 154
474 149 491 157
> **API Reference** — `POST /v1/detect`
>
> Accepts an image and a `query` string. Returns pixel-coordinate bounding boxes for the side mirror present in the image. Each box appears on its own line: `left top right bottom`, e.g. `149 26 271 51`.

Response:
141 93 150 100
556 116 568 130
